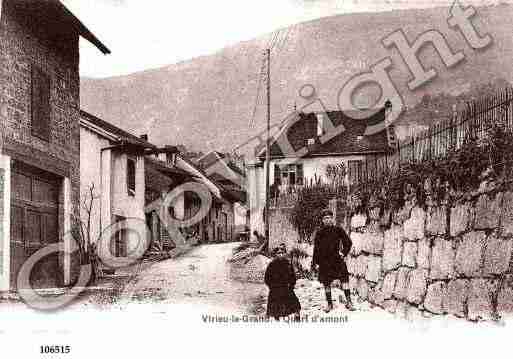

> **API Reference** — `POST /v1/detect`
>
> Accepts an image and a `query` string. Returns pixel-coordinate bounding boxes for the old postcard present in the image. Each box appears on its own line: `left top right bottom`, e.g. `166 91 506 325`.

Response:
1 0 512 357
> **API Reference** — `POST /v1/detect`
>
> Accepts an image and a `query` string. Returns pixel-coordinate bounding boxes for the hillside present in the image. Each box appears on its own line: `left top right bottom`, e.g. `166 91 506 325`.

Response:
80 3 513 156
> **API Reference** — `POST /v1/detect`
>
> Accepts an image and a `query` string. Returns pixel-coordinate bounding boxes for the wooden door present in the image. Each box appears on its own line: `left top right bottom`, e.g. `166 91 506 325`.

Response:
10 162 60 290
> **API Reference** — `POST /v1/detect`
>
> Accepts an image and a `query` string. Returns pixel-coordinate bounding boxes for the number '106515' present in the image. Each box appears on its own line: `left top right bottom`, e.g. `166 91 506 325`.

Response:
40 346 71 354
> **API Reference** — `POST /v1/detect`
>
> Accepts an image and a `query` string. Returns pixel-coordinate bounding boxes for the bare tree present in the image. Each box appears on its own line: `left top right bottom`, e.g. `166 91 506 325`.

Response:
71 183 102 284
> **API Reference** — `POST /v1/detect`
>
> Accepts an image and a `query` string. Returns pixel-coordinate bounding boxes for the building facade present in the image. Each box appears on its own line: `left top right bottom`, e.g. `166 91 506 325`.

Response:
247 107 395 237
80 111 152 262
0 0 108 291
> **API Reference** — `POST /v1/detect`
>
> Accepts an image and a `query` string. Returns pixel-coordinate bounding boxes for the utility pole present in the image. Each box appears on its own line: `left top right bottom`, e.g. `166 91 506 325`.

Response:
265 48 271 244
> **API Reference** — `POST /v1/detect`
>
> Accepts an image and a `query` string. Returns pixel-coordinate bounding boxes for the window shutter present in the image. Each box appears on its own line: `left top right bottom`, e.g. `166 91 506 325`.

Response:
31 65 51 141
274 164 281 185
296 164 304 185
127 159 136 195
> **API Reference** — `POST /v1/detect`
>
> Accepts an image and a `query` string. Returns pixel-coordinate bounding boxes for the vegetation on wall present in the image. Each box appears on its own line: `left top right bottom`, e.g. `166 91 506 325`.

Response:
289 164 347 242
351 123 513 214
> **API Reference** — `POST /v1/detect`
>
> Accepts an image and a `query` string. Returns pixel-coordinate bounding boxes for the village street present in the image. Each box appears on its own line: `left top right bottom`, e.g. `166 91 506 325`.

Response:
99 242 398 322
115 242 267 314
0 241 494 334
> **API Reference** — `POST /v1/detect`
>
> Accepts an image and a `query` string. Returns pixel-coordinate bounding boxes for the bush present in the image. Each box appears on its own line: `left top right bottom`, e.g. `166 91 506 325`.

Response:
351 124 513 214
289 181 346 243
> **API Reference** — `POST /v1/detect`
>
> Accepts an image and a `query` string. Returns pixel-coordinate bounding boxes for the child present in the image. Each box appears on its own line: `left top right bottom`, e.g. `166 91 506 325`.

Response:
311 209 355 312
264 243 301 321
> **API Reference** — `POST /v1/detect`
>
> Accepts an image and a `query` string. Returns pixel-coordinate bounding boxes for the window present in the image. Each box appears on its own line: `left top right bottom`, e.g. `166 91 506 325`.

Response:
274 165 282 185
127 158 136 196
274 163 303 186
348 160 363 185
31 65 51 141
113 216 127 258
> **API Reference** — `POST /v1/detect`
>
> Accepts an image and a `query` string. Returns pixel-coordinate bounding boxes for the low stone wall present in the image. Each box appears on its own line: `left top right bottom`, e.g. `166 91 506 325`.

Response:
346 189 513 321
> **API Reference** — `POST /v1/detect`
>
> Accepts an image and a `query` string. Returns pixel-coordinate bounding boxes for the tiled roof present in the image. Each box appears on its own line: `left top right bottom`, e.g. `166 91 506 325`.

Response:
260 109 391 159
80 110 156 149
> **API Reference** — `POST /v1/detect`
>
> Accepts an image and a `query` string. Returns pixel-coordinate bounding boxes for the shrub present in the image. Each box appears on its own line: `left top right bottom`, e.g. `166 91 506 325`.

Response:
350 124 513 214
289 181 346 242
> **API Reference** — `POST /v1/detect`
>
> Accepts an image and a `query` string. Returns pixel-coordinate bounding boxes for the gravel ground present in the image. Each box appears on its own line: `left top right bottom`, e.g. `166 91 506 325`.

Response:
116 242 268 315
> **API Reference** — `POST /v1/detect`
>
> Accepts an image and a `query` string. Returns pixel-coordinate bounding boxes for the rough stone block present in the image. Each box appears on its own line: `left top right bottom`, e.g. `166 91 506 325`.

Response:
406 269 428 305
426 206 446 236
354 255 368 278
394 300 408 320
402 241 417 268
383 225 403 271
346 256 356 275
362 230 384 255
405 305 423 322
430 238 455 280
349 275 358 294
383 299 398 314
365 255 382 283
424 281 446 314
380 209 392 227
467 279 498 321
443 279 469 318
450 203 473 237
369 207 380 221
417 238 431 269
357 278 370 301
474 193 502 230
497 275 513 315
455 231 485 278
394 267 410 300
367 220 381 233
393 206 410 225
369 283 386 307
404 206 426 240
351 213 367 230
501 192 513 237
484 235 512 276
350 232 364 256
382 271 397 300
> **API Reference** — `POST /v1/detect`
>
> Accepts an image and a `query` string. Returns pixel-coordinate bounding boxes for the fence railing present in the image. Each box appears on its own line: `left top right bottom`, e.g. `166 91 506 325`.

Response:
348 88 513 189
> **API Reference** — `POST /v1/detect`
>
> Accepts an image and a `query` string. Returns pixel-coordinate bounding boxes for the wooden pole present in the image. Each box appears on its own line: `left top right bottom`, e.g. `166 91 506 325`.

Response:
265 49 271 245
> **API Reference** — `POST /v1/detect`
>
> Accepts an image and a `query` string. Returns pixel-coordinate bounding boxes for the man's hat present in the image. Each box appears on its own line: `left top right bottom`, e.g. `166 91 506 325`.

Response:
321 209 333 217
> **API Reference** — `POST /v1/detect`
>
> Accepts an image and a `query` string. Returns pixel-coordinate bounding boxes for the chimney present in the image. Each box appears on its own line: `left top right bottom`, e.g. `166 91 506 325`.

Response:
164 145 179 165
384 100 392 119
316 113 324 137
140 134 149 141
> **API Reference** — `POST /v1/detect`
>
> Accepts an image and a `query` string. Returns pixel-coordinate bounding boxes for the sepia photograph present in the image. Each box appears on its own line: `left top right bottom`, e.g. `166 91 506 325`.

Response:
1 0 513 357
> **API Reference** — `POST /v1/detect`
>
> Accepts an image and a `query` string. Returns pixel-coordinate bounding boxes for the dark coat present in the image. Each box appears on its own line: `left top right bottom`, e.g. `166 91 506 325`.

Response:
312 224 352 284
264 256 301 318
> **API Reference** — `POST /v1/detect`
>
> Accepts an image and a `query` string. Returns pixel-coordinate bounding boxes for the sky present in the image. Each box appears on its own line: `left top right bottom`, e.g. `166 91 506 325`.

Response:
61 0 507 78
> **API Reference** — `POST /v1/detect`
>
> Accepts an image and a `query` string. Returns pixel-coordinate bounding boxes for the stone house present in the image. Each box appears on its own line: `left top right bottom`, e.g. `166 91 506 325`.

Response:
198 150 248 238
81 112 242 260
247 106 396 236
0 0 109 291
174 154 239 243
80 111 155 260
144 149 201 251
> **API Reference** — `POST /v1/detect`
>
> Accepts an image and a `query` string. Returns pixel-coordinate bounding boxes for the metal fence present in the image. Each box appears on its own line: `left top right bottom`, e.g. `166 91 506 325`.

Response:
348 88 513 189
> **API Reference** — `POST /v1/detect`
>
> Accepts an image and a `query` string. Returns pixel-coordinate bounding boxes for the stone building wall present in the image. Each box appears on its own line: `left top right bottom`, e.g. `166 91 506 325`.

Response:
0 0 81 207
345 187 513 321
0 0 82 287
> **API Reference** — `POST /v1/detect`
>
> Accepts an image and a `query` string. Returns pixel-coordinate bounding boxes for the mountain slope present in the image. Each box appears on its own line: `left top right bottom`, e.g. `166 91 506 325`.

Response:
81 4 513 155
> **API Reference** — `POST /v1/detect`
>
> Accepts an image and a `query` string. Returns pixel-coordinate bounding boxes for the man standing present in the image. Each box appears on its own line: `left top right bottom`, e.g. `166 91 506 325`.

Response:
311 209 355 312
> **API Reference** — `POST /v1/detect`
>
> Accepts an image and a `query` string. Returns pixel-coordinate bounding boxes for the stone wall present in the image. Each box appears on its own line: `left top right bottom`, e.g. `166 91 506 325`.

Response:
0 0 81 207
345 188 513 321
